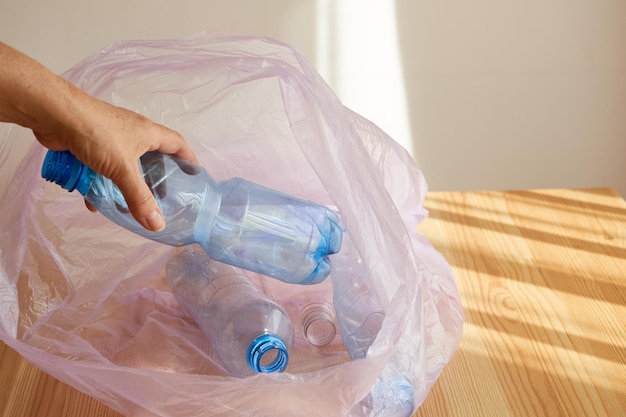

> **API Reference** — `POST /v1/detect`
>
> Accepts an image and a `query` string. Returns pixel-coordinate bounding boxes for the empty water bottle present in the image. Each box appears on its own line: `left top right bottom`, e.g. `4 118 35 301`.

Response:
165 245 295 377
331 236 385 360
257 280 340 352
299 302 337 347
41 150 343 284
332 236 415 417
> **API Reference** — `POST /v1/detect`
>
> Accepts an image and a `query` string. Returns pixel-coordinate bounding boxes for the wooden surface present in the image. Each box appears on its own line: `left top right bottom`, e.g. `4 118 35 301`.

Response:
1 188 625 416
414 188 626 417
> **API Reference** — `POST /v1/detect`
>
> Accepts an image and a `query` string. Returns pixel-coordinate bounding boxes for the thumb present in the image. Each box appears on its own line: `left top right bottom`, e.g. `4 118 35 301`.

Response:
116 169 166 232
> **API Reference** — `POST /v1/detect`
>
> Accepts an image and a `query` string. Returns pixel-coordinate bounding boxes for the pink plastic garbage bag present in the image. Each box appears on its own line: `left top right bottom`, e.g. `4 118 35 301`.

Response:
0 33 463 417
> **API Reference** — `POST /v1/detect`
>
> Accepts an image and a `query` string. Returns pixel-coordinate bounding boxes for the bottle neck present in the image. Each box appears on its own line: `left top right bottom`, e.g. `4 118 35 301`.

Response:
246 333 289 374
300 302 337 347
41 150 95 195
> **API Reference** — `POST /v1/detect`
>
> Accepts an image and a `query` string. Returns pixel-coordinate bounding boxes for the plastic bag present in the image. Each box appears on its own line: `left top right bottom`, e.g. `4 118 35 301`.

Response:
0 33 463 417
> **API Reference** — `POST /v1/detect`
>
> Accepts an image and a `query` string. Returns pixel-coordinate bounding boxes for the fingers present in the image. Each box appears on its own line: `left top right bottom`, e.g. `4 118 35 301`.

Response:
123 125 196 232
114 165 166 232
68 100 196 233
151 125 199 164
84 199 97 212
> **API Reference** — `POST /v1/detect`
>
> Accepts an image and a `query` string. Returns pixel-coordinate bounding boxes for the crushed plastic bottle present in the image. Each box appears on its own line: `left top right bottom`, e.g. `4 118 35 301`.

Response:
332 235 415 417
331 236 385 361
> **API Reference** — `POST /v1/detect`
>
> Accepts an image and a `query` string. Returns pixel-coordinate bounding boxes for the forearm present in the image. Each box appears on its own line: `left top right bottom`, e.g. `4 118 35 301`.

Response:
0 42 85 134
0 42 197 231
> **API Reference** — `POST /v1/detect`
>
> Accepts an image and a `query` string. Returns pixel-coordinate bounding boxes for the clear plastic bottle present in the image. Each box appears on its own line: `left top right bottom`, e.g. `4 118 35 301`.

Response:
331 236 385 360
299 302 337 347
255 278 341 353
332 236 415 417
165 245 295 377
41 150 343 284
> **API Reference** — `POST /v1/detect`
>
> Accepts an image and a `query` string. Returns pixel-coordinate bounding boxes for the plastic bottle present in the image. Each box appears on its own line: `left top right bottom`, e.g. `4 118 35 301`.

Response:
299 302 337 347
255 278 340 352
41 150 343 284
330 236 385 361
357 364 415 417
332 236 415 417
165 245 295 377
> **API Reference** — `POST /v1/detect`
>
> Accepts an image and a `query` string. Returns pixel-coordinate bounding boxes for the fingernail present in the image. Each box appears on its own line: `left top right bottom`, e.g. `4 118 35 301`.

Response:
146 209 165 232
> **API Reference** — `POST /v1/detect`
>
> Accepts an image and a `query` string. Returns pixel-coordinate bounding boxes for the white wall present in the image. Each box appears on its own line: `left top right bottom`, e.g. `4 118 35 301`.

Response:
397 1 626 197
2 0 625 196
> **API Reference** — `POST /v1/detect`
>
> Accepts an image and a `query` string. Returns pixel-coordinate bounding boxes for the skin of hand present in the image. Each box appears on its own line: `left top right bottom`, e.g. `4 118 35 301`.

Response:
0 42 198 232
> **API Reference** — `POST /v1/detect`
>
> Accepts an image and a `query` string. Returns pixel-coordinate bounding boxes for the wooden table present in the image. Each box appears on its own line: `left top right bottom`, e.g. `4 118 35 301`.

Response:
1 188 625 416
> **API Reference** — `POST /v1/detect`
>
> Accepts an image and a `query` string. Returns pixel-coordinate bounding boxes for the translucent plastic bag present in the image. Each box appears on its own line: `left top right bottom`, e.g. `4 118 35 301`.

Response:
0 33 463 417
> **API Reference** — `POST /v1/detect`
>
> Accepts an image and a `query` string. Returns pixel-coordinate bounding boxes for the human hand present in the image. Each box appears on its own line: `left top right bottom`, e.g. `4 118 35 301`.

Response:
0 42 198 232
35 93 198 232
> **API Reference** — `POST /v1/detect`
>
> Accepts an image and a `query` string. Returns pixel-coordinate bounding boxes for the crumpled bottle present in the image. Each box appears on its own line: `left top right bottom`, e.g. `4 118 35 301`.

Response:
332 235 415 417
41 150 343 284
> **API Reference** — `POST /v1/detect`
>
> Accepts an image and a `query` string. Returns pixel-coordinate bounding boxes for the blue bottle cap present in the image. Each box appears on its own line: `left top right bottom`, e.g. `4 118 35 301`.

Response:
246 333 289 374
41 150 95 195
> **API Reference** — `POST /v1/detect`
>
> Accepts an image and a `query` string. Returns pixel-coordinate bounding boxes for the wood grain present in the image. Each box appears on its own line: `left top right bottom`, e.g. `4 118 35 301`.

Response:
1 188 625 416
414 188 626 417
0 341 122 417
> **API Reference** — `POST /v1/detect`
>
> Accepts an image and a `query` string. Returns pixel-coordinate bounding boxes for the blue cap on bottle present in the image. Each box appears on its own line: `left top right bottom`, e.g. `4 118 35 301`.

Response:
246 333 289 374
41 150 95 195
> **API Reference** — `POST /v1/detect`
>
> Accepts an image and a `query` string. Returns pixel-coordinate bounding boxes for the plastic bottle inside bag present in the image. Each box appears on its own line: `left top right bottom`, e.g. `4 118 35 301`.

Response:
357 365 415 417
332 235 415 417
41 150 343 284
331 236 385 361
299 302 337 347
165 245 295 377
257 279 341 355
